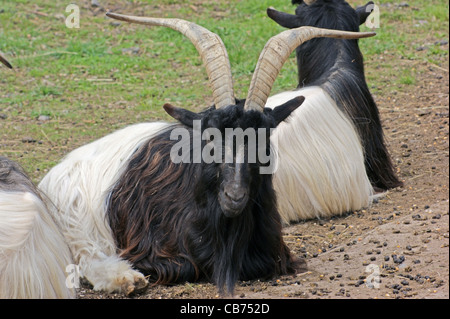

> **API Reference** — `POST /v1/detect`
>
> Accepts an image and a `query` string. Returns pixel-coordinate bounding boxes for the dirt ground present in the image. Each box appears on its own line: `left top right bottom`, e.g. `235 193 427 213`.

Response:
76 40 449 300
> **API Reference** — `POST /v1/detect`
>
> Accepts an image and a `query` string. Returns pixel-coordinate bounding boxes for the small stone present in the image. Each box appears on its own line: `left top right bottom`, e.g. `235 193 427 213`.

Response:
435 40 448 46
392 255 405 264
38 115 50 121
22 137 37 143
122 47 140 55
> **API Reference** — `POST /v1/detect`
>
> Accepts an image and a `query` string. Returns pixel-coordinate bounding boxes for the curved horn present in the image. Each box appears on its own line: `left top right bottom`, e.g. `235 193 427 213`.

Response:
0 52 12 69
106 12 235 109
244 26 376 111
304 0 317 5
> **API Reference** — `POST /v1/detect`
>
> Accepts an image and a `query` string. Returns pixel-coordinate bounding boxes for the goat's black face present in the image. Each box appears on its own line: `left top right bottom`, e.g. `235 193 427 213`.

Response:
267 0 374 30
164 96 305 218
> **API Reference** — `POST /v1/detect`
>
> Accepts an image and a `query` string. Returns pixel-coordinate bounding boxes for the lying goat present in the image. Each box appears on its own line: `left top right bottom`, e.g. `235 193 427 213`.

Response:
261 0 402 222
38 13 373 295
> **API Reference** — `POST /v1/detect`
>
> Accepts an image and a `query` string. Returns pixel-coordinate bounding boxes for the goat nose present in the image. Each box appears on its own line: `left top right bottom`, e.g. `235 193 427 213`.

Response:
225 190 246 203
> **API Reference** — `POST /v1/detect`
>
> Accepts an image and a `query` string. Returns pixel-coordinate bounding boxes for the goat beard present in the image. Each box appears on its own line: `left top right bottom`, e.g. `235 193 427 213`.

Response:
200 180 306 295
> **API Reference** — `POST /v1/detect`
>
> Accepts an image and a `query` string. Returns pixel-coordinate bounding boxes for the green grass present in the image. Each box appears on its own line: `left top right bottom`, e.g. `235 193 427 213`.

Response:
0 0 448 181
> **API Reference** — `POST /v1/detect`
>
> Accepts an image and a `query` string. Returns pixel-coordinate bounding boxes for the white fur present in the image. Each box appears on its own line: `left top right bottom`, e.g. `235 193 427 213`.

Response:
266 87 374 223
0 192 75 299
38 122 171 294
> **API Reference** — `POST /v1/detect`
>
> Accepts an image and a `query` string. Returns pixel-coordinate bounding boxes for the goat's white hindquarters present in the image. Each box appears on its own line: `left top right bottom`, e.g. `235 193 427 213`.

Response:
0 192 75 299
266 87 374 223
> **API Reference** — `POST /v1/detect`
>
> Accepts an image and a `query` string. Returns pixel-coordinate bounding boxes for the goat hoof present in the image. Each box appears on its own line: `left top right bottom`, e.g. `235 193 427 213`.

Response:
122 274 149 296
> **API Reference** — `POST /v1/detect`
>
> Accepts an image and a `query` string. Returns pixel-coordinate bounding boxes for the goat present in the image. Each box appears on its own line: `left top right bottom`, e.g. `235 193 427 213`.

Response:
267 0 402 191
38 13 374 295
0 156 75 298
258 0 402 223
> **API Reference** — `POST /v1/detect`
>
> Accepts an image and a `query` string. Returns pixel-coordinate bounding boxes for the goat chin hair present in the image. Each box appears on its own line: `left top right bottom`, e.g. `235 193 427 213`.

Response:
266 86 375 225
0 191 75 299
38 122 171 294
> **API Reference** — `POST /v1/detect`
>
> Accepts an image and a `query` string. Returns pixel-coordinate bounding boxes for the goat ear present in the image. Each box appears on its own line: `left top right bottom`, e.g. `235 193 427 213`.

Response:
270 96 305 126
356 1 374 25
163 103 203 127
267 7 301 29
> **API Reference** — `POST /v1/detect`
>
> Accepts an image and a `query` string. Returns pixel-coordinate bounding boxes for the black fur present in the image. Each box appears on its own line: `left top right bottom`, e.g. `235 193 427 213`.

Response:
107 99 306 295
269 0 402 190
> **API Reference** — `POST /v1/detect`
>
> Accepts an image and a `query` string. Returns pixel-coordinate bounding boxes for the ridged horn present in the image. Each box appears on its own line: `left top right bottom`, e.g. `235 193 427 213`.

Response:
106 12 235 109
244 26 376 111
0 52 12 69
304 0 317 5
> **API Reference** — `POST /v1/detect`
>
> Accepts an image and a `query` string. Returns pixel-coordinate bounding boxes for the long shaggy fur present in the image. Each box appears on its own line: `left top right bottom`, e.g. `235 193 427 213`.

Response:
266 87 373 223
0 157 74 299
38 122 169 294
107 119 301 294
271 0 402 190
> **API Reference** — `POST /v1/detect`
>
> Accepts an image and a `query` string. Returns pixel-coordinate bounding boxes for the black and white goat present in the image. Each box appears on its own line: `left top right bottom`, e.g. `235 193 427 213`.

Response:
38 13 373 295
265 0 402 222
